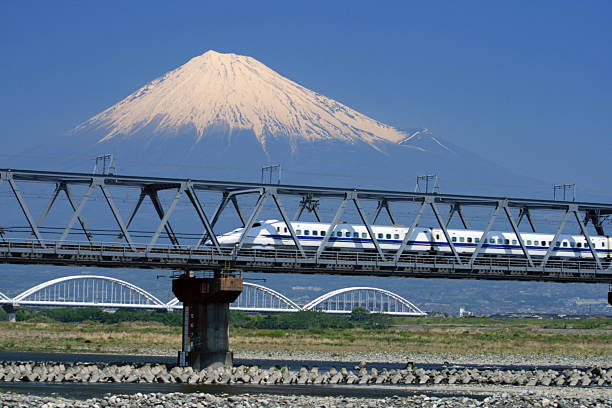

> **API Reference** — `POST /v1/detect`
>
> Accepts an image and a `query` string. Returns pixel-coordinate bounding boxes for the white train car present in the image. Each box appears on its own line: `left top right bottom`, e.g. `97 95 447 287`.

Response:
212 219 611 259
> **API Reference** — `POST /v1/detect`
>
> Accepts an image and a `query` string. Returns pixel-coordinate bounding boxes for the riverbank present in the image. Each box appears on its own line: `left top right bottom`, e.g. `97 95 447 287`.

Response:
1 318 610 359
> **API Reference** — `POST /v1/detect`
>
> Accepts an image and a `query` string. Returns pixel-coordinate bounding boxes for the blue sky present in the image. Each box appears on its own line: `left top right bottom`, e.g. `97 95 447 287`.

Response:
1 1 611 197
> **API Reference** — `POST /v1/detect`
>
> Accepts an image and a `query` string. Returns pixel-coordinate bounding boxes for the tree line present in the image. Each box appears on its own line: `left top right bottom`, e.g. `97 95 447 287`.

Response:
3 307 392 329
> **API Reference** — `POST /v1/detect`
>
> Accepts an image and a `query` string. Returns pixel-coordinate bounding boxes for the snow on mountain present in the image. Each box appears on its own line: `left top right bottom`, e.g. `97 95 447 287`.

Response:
75 50 408 152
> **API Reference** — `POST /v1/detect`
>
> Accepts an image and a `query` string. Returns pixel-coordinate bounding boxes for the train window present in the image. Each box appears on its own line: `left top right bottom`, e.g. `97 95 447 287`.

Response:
385 234 390 239
253 223 261 227
451 237 457 242
602 242 605 247
284 228 287 233
512 240 516 245
570 242 575 247
503 239 508 245
304 230 310 235
483 238 488 243
436 234 440 240
562 242 567 247
577 242 582 248
556 241 560 247
394 234 399 239
475 238 480 243
336 231 342 237
467 237 472 243
378 233 383 239
362 233 367 238
296 230 301 235
277 227 280 232
321 231 325 236
459 237 465 242
527 240 532 245
540 241 545 246
312 230 318 236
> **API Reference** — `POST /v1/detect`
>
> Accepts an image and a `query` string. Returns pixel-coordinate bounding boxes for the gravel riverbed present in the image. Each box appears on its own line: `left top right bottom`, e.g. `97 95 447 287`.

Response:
1 388 611 407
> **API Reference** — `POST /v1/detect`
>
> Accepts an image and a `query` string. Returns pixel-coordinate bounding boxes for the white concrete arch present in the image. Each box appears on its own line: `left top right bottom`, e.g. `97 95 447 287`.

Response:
14 275 165 308
303 287 426 316
166 282 300 313
232 282 300 312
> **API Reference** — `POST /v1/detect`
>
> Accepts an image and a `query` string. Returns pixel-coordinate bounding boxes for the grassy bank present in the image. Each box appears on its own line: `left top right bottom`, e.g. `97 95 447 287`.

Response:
0 310 609 357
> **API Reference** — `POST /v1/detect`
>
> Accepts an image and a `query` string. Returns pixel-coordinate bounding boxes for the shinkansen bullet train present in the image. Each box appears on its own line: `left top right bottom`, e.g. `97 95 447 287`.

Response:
211 219 612 259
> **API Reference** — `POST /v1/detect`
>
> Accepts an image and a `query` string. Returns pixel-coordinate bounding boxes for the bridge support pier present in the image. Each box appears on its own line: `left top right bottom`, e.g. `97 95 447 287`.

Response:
172 272 242 369
2 305 16 322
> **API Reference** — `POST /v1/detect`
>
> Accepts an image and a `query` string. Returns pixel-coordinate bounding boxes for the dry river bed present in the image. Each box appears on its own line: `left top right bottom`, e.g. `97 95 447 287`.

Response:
0 354 611 407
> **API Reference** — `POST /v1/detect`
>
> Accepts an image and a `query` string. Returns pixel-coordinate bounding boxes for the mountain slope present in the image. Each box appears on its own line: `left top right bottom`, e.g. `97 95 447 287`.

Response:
75 50 407 152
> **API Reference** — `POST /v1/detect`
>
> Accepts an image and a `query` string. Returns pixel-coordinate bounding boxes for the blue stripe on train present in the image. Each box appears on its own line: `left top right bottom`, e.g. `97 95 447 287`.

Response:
262 234 612 254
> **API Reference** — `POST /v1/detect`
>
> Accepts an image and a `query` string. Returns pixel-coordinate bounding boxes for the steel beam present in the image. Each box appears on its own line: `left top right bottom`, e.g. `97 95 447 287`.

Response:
469 202 501 265
28 183 61 240
429 200 462 264
502 203 534 267
100 184 136 251
371 199 397 225
457 205 469 229
147 185 185 250
540 207 571 268
270 191 306 257
8 177 46 247
63 184 94 244
114 189 146 244
231 196 247 227
196 193 231 249
148 190 180 248
0 179 6 242
316 196 349 257
352 196 386 261
56 182 95 247
233 192 268 254
293 194 321 222
574 209 603 270
185 185 222 254
394 200 426 262
516 207 537 232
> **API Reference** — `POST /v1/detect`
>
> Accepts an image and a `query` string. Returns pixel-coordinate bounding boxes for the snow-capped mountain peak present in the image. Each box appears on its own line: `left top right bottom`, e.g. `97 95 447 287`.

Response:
75 50 407 150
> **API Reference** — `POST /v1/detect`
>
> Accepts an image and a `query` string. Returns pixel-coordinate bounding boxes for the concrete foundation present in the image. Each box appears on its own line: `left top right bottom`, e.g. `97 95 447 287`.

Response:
172 273 242 369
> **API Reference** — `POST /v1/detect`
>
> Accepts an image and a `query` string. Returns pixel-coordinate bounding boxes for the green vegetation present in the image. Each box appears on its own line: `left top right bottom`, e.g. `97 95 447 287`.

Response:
229 308 392 330
14 308 182 326
10 307 390 330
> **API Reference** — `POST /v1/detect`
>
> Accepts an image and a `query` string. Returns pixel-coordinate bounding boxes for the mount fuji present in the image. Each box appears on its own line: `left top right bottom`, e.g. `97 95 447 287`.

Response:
34 50 529 195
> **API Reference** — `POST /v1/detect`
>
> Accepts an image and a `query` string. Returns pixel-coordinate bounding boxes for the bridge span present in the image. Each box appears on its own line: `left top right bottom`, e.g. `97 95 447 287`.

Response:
0 168 611 283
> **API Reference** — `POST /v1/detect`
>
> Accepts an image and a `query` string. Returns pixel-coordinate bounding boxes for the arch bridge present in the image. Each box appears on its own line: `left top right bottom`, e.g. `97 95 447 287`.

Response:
0 276 424 316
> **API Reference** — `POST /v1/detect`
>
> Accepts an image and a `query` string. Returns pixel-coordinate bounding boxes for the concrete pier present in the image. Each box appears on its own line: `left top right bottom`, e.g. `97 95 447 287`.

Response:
172 272 243 369
2 305 16 323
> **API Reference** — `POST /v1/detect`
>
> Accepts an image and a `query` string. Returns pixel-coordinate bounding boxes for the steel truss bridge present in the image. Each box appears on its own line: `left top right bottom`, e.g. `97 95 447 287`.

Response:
0 168 611 284
0 275 426 316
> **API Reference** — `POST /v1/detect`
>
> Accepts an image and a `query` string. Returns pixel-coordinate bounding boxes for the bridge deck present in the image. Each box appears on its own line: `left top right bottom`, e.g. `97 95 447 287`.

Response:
1 240 610 283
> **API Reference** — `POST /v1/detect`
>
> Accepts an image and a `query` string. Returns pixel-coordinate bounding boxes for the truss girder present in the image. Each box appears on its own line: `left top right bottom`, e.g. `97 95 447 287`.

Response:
503 203 534 267
0 168 611 283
